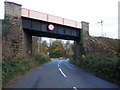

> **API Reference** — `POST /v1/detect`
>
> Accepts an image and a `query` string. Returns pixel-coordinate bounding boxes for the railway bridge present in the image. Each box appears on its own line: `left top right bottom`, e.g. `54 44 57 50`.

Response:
3 1 89 62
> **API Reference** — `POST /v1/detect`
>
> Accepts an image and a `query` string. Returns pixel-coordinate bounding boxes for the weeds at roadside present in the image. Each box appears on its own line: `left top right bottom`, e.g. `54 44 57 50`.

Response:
2 54 51 87
70 53 120 85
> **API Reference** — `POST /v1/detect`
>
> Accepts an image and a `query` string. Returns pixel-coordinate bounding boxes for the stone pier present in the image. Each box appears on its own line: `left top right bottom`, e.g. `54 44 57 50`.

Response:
73 21 89 63
2 1 32 58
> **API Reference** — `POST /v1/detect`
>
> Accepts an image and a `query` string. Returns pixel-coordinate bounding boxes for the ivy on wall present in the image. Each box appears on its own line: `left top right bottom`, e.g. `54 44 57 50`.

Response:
79 29 85 55
2 19 12 37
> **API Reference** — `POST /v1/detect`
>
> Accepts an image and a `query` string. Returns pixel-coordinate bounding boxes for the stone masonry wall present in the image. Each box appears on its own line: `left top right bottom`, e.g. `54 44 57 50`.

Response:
2 1 32 58
72 21 89 63
81 21 110 55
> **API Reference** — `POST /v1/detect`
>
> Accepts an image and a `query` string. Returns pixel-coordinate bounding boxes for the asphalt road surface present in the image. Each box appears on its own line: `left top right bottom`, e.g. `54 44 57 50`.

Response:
7 60 119 89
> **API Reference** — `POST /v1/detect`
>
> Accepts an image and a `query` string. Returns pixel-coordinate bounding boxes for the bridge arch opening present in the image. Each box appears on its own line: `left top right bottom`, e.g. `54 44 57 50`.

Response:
32 36 74 59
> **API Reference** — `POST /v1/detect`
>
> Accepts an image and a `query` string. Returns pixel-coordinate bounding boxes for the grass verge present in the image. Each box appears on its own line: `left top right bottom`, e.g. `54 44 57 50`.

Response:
2 54 51 87
70 53 120 85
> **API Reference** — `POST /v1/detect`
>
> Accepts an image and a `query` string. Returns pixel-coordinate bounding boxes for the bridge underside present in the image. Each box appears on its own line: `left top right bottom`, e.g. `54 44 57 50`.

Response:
22 17 81 40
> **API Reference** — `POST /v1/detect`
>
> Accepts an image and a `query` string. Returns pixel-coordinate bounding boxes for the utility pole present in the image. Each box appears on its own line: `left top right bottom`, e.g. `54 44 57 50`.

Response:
38 37 41 53
50 38 51 46
98 20 104 37
101 20 104 37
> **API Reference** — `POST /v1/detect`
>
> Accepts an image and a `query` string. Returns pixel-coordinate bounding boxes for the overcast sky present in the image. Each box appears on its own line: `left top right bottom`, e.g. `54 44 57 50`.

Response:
0 0 119 39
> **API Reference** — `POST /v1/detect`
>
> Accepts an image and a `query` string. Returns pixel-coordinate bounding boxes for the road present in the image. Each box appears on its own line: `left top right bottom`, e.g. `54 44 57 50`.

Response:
7 60 119 89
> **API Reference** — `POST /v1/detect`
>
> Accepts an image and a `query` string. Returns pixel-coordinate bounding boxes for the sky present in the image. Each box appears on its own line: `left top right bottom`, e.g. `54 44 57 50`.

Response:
0 0 119 40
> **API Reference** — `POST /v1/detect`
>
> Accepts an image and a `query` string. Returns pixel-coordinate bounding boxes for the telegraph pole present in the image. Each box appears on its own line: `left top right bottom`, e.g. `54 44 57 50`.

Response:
38 37 41 53
98 20 104 37
101 20 104 37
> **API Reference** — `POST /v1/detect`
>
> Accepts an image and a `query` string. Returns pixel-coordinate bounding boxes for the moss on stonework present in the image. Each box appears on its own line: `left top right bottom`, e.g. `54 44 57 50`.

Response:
79 29 85 55
2 19 12 37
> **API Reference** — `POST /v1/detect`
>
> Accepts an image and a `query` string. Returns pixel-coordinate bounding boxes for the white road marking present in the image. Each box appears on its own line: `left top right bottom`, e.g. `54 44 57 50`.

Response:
58 61 61 68
59 61 61 64
73 87 77 90
59 68 67 77
58 64 60 67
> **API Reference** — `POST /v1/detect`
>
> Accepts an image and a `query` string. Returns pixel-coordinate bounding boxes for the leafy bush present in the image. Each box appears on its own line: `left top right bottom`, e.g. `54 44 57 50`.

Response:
2 54 51 87
71 53 120 85
2 56 33 86
33 54 51 64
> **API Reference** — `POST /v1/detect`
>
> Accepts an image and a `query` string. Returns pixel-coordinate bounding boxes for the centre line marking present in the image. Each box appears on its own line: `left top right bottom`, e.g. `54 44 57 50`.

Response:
58 61 61 67
58 64 60 67
59 61 61 64
73 87 77 90
59 68 67 77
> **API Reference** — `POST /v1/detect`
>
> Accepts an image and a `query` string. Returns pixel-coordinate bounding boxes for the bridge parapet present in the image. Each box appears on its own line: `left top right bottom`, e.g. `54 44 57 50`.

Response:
21 8 82 29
